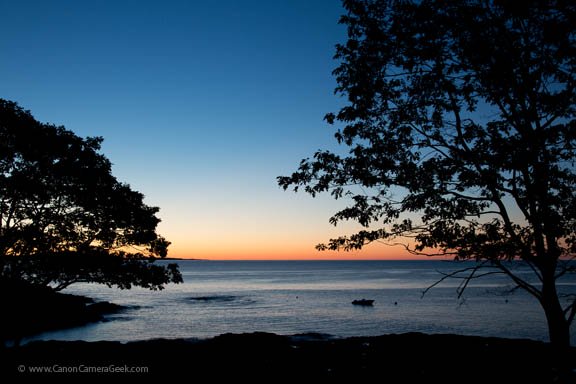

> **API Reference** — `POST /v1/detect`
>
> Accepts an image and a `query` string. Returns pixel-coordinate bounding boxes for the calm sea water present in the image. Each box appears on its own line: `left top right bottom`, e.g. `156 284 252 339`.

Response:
26 260 576 345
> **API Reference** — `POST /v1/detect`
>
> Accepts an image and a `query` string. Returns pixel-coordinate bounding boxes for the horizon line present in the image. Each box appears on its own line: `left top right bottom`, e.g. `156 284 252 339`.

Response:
163 257 452 261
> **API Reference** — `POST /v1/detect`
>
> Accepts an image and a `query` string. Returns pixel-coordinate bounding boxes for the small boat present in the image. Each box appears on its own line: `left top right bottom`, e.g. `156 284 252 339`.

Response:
352 299 374 306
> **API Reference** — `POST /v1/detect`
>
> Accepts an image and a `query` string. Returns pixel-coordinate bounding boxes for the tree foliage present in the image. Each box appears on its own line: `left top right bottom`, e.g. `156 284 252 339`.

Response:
0 99 182 290
279 0 576 348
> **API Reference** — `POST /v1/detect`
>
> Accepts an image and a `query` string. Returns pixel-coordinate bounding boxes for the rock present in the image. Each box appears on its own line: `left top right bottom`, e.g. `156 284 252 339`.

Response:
2 332 573 382
1 278 127 342
351 299 374 306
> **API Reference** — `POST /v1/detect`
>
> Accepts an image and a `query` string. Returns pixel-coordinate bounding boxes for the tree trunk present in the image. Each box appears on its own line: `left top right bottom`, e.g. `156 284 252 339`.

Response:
541 271 571 349
540 274 572 383
542 296 571 349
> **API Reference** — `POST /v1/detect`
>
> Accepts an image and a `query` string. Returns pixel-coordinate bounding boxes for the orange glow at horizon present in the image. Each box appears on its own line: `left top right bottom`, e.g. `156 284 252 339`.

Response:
154 190 436 261
165 240 431 260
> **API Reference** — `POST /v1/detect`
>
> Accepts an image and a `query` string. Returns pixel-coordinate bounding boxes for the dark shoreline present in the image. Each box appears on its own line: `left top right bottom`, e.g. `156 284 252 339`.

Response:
3 332 575 382
2 280 130 343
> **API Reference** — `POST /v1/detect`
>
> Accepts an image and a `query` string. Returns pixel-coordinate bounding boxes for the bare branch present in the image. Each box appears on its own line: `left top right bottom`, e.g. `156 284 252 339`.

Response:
555 260 576 279
493 260 542 300
524 259 543 283
564 298 576 326
421 261 498 298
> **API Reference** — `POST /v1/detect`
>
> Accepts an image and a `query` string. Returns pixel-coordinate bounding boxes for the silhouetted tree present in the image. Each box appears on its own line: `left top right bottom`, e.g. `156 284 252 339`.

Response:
279 0 576 352
0 99 182 290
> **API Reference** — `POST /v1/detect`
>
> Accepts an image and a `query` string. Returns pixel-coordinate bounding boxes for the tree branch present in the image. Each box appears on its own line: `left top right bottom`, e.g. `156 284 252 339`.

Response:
422 261 501 298
493 260 542 300
563 296 576 326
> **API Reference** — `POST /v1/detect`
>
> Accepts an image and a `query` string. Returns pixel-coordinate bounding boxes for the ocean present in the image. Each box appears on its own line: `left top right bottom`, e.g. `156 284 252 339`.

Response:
25 260 576 345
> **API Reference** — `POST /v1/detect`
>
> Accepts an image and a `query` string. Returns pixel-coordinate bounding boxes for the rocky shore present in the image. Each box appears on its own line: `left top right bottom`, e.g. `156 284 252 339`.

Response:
3 332 575 382
1 279 127 343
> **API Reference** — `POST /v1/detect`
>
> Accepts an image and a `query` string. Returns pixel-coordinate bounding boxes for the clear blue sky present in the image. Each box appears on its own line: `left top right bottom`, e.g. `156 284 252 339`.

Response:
0 0 408 259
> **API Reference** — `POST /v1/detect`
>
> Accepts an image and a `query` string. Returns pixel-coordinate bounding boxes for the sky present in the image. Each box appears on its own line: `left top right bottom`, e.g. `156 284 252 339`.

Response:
0 0 416 260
